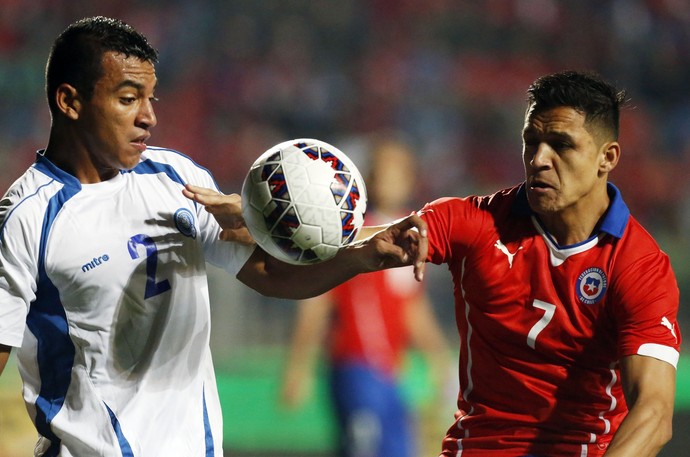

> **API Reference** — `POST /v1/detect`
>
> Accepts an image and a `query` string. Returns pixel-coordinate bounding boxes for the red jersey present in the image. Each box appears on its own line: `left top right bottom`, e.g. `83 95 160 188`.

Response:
328 214 424 377
421 184 681 457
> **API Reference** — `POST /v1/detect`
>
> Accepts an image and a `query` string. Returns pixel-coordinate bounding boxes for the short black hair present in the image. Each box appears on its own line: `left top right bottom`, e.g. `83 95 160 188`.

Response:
526 71 627 140
45 16 159 114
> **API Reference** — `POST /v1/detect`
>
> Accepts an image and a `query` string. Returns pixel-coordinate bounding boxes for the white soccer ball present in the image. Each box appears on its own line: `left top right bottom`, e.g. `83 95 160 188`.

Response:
241 138 368 265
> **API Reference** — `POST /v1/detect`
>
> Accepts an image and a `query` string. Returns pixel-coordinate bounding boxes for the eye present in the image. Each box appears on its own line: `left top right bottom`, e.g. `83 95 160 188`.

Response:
552 141 571 151
120 96 136 105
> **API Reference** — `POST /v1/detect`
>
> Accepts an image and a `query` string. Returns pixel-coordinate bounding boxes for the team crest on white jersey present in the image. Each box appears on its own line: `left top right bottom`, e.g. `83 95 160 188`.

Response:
494 239 523 269
576 267 607 305
174 208 197 238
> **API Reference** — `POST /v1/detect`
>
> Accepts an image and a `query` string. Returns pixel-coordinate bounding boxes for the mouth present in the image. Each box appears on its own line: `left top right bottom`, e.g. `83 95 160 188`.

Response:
130 134 150 152
528 178 555 192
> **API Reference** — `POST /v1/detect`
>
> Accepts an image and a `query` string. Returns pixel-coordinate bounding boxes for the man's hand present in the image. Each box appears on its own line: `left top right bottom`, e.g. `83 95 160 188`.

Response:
237 212 428 299
350 212 428 282
182 184 255 245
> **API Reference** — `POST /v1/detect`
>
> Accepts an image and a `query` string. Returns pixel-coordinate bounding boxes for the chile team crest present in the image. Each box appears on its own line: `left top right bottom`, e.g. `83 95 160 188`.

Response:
576 267 607 305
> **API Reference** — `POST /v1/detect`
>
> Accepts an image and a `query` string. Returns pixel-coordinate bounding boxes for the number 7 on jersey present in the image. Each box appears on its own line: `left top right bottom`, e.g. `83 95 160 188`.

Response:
527 299 556 349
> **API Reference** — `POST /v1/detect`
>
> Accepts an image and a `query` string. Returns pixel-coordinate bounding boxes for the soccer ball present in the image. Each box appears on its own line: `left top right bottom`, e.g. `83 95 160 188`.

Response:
241 138 368 265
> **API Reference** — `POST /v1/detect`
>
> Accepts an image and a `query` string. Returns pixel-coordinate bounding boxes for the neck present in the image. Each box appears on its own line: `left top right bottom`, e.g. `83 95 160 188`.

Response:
538 187 610 246
44 129 118 184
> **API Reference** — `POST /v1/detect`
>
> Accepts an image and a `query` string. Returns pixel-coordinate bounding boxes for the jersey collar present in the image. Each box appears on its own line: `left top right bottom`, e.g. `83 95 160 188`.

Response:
34 150 82 190
514 182 630 239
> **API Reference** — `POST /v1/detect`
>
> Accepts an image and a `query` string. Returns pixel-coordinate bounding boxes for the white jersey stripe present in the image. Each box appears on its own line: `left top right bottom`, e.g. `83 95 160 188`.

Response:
637 343 680 368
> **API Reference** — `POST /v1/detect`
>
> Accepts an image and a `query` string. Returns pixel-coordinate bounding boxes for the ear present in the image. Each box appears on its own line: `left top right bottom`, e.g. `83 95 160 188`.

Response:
55 84 82 120
599 141 620 174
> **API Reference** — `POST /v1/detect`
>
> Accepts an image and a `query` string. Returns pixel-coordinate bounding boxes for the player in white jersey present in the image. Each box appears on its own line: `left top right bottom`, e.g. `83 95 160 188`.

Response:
0 17 421 457
1 147 252 456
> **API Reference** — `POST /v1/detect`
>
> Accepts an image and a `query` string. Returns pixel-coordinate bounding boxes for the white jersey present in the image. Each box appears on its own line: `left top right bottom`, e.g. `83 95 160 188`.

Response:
0 147 254 457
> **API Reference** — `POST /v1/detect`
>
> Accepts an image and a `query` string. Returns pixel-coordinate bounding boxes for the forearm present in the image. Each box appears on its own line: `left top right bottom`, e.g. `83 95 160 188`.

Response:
604 402 672 456
237 245 366 300
237 214 428 299
604 355 677 456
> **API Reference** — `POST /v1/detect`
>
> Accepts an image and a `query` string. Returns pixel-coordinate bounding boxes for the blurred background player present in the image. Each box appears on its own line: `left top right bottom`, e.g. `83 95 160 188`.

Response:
281 135 451 457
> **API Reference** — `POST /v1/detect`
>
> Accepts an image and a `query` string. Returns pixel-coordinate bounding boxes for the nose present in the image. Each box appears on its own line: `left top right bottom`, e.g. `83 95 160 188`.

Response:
136 99 157 129
530 143 552 169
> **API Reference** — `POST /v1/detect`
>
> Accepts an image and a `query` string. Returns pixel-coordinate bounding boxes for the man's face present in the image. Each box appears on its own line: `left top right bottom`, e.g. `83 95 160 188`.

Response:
522 105 609 218
78 51 157 173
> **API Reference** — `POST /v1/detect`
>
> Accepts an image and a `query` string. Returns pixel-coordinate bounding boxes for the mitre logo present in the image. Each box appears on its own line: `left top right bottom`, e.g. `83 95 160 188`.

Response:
81 254 110 273
576 267 607 305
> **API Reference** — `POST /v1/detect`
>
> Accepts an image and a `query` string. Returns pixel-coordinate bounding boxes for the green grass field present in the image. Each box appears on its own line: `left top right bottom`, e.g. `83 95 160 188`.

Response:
1 349 688 455
218 348 690 453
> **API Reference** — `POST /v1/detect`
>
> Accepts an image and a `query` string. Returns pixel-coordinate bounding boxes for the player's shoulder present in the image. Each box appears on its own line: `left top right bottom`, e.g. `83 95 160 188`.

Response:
141 146 202 169
425 185 521 210
139 146 216 185
611 214 672 275
1 166 61 219
479 185 522 210
0 165 67 245
617 215 667 256
420 186 523 241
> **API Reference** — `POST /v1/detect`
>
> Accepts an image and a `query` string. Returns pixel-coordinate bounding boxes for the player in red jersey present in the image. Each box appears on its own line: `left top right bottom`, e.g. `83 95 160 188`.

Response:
414 71 680 456
193 71 680 457
281 137 450 457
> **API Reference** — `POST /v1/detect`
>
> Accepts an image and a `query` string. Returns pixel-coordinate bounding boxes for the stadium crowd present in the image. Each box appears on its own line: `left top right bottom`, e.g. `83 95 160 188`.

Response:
0 0 688 330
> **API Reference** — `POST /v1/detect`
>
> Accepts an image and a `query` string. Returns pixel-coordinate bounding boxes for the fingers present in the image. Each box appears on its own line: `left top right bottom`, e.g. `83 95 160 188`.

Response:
392 212 428 237
389 213 428 281
411 217 428 282
413 257 426 282
183 184 241 209
184 183 220 197
183 184 249 239
182 185 220 207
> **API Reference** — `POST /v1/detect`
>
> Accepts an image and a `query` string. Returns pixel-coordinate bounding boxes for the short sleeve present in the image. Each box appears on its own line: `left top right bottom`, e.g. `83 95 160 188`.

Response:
0 215 38 347
612 250 681 368
419 196 486 265
180 158 255 276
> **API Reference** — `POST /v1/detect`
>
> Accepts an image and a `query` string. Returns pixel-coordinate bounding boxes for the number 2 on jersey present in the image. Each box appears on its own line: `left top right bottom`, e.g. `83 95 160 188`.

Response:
127 234 171 299
527 299 556 349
